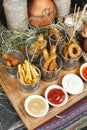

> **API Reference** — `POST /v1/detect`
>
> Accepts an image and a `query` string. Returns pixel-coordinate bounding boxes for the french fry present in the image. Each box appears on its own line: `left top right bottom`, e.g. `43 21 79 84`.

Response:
25 72 32 84
29 63 37 79
21 69 26 80
22 63 27 73
18 64 25 82
32 78 38 84
26 80 32 84
32 65 39 77
19 72 24 82
25 60 32 81
18 59 39 84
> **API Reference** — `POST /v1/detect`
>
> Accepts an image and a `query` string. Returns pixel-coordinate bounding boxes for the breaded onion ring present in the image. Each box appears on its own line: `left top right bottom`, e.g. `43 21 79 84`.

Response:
68 43 81 59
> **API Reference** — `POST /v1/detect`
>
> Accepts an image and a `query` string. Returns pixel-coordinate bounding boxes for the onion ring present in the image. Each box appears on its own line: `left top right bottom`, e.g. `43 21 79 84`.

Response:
68 43 81 59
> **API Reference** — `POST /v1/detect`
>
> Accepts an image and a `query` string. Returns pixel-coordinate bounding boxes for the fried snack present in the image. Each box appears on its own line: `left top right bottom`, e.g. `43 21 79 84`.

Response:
38 33 45 41
63 43 70 58
64 51 69 58
2 53 11 60
28 33 47 52
68 43 81 59
42 45 57 71
25 60 32 82
48 27 63 40
11 58 19 66
29 44 36 51
18 64 25 82
35 40 47 51
63 42 81 59
5 61 12 67
42 48 49 61
43 53 57 70
29 63 39 79
50 45 56 56
48 59 57 71
63 44 69 56
2 53 20 67
18 60 39 84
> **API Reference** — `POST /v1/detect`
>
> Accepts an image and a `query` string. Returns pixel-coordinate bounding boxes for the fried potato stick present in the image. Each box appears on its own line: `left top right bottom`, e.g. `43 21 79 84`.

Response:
31 64 39 77
18 60 39 84
18 64 25 82
43 48 49 61
50 45 56 56
29 63 37 79
25 60 32 81
43 54 57 70
48 59 57 71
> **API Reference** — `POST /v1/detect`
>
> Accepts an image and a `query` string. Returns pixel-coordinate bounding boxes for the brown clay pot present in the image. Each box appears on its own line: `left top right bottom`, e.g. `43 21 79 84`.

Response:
28 0 56 27
81 22 87 38
83 39 87 53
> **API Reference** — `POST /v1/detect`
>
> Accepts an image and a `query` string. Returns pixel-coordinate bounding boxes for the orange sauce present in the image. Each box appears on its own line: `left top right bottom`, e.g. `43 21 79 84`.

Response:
82 66 87 79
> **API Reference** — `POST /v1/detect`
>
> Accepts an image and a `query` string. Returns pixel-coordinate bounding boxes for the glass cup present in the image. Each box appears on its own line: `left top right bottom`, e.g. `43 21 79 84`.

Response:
48 24 66 52
60 44 82 70
17 66 41 92
2 50 24 78
25 36 45 67
40 56 62 82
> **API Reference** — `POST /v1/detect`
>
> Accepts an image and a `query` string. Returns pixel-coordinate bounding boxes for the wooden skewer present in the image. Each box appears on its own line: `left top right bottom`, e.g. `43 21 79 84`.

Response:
30 47 37 63
77 4 87 25
74 6 80 29
73 4 77 20
68 6 80 44
68 4 87 44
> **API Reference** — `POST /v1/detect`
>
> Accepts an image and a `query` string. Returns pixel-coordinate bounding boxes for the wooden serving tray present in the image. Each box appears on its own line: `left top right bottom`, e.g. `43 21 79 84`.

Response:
0 62 87 130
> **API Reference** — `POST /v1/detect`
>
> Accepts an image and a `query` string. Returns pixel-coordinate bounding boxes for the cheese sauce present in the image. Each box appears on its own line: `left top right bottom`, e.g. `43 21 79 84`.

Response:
28 98 46 115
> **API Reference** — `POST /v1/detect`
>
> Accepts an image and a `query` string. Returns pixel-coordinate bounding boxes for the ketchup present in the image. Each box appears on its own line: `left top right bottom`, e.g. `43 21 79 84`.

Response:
82 66 87 79
47 88 65 105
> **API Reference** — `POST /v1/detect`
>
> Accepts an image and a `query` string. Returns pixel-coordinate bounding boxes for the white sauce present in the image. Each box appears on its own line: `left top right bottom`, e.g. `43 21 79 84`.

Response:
62 74 84 94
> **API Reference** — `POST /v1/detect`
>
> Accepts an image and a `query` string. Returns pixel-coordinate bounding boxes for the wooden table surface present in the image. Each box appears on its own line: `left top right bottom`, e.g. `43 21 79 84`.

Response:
0 62 87 130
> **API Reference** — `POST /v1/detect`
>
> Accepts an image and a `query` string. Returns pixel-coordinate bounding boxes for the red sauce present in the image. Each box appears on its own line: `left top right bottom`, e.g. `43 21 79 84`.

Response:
47 88 65 105
82 66 87 79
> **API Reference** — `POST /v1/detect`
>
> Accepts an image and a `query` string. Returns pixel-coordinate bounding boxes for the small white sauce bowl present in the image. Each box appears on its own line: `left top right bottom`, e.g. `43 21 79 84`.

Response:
80 63 87 81
62 74 84 95
45 85 68 107
64 17 74 27
24 95 49 118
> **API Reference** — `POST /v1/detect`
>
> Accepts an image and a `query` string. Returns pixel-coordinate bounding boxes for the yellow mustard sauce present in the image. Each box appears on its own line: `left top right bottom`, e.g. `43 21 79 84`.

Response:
28 98 46 115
